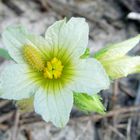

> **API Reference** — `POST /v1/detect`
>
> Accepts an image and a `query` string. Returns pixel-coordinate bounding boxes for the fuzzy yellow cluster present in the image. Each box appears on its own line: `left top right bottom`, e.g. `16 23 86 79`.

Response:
23 45 45 71
23 45 63 79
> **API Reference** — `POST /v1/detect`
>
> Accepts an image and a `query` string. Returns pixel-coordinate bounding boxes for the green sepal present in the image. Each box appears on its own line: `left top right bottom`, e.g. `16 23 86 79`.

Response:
80 48 90 59
0 48 11 60
74 92 106 114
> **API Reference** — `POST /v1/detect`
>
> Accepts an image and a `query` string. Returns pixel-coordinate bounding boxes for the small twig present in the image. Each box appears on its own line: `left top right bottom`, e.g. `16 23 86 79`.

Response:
73 105 140 122
20 115 42 125
115 124 127 129
35 0 49 11
18 105 140 128
0 124 9 131
118 112 140 120
24 129 32 140
75 120 91 140
119 84 135 98
127 118 132 140
112 80 119 107
0 111 14 123
130 82 140 140
0 100 10 108
135 81 140 105
11 110 20 140
2 0 23 15
119 0 133 11
108 125 126 140
113 80 119 96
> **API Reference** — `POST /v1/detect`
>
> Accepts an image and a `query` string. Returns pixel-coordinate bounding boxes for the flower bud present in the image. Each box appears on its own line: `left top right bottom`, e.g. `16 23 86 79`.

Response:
74 92 105 114
94 35 140 79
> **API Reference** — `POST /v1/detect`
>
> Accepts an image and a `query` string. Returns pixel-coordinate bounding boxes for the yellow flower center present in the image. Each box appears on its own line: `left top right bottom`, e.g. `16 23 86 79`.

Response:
44 57 64 79
23 45 45 71
23 45 64 80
